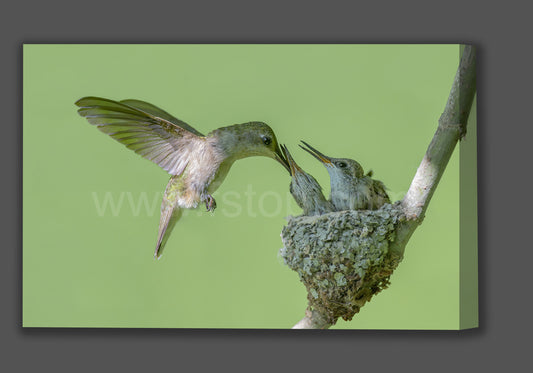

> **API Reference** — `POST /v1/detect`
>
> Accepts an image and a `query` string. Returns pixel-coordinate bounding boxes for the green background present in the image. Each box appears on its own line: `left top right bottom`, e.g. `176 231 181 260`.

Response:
23 44 462 329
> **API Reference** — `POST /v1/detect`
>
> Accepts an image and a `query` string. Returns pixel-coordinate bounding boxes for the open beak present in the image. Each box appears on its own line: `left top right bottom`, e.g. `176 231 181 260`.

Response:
299 140 333 166
280 144 301 177
274 144 291 174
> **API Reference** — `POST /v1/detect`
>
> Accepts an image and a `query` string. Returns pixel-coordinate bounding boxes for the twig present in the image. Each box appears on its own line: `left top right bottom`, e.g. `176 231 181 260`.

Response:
401 45 476 222
292 309 332 329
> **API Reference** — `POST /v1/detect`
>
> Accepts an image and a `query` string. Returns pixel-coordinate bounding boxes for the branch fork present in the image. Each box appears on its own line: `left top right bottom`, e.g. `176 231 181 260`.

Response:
283 46 476 329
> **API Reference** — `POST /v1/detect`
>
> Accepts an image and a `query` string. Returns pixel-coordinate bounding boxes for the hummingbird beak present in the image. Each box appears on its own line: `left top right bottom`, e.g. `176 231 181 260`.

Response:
299 141 333 166
274 144 291 174
280 144 301 177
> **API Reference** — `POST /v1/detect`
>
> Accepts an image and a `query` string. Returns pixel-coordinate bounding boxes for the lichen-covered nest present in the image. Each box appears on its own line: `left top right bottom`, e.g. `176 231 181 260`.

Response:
280 202 406 325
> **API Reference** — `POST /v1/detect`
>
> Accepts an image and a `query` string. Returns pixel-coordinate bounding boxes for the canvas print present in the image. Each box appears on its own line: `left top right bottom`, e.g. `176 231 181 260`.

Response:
23 44 477 329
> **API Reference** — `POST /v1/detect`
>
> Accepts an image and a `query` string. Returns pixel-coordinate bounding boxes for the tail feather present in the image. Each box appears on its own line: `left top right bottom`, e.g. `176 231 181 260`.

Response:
154 204 182 259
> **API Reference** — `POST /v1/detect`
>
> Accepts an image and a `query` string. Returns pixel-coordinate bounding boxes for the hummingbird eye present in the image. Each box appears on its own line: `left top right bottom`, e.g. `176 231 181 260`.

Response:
336 161 347 168
261 136 272 146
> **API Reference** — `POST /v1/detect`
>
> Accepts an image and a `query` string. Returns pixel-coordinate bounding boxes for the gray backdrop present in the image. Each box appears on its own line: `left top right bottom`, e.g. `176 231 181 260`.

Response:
2 0 529 371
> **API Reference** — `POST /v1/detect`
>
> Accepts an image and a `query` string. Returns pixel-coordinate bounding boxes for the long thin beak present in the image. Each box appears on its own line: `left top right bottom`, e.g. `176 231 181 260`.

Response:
274 144 291 174
280 144 301 177
299 140 333 166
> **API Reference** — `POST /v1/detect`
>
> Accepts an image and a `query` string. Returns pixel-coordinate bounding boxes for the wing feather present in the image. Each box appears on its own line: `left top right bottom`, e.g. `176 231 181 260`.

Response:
76 96 205 176
371 179 391 207
120 98 205 137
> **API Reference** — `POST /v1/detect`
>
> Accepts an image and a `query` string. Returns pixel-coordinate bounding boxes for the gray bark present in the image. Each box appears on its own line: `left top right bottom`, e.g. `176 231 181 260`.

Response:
282 46 476 329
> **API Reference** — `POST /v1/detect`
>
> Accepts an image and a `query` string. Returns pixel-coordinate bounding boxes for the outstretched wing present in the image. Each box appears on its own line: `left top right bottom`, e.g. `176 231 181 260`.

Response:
76 96 204 176
119 99 204 137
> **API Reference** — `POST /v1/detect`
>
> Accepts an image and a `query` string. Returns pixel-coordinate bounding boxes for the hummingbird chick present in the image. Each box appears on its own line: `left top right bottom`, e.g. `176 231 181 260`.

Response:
280 145 333 216
300 141 390 211
76 96 290 259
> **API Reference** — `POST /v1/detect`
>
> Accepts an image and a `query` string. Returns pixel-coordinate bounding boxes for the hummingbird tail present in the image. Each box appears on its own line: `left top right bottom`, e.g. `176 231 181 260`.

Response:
154 205 183 260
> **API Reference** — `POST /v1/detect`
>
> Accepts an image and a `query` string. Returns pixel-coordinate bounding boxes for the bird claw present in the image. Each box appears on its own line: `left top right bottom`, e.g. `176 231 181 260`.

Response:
205 195 217 212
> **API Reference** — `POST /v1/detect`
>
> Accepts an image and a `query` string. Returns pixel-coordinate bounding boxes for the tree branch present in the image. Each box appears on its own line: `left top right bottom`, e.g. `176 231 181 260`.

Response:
289 45 476 329
401 45 476 221
292 309 332 329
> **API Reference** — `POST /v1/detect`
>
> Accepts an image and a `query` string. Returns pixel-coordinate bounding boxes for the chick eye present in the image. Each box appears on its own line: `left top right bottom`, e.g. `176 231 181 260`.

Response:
262 136 272 146
336 161 347 168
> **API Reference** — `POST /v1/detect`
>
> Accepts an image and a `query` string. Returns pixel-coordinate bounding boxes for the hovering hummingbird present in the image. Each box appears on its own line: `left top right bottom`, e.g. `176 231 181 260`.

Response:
75 96 290 259
300 141 390 211
280 145 333 216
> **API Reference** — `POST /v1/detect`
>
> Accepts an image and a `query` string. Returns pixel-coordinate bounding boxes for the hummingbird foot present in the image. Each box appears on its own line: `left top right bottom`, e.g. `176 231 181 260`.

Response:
205 194 217 212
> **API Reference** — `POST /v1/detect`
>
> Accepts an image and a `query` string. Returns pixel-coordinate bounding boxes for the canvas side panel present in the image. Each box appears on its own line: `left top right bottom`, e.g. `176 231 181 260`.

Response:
460 87 479 329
